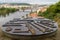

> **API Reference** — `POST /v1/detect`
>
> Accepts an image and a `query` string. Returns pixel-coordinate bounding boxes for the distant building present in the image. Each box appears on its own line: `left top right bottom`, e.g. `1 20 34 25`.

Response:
37 6 48 13
0 4 32 9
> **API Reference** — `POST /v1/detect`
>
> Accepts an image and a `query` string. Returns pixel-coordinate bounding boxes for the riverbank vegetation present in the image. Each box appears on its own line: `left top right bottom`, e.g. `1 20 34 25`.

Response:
38 1 60 27
0 7 19 17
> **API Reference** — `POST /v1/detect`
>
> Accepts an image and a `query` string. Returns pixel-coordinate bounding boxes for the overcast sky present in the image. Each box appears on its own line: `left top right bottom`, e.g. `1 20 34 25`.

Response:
0 0 59 4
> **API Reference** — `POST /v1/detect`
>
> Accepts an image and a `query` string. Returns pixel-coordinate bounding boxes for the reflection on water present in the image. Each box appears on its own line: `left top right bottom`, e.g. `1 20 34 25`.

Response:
0 10 31 25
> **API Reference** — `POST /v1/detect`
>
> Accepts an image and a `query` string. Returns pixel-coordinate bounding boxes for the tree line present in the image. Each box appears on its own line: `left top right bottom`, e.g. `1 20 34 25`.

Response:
38 1 60 26
0 7 19 17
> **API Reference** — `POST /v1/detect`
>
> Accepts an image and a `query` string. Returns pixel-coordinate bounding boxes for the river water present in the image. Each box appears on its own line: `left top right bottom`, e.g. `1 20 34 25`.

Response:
0 10 31 25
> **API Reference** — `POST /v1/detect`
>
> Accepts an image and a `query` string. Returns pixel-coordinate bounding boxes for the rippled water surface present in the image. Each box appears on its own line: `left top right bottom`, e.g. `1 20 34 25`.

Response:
0 10 31 25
